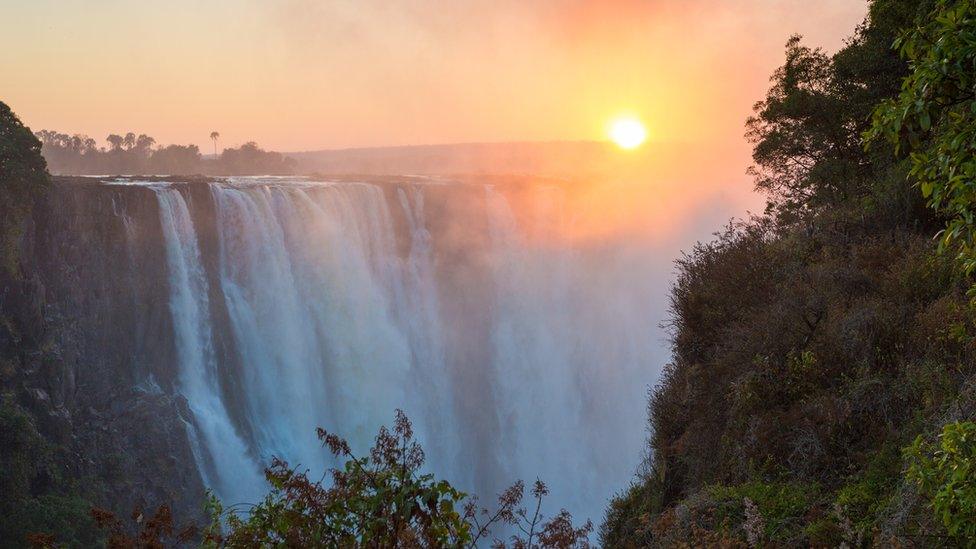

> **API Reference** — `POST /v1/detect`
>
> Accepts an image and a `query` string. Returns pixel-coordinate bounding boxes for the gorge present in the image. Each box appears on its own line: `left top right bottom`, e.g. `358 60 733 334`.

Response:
18 175 667 528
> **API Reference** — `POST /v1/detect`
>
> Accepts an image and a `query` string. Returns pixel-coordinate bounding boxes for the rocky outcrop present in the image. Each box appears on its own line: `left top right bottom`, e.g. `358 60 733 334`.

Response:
3 176 207 526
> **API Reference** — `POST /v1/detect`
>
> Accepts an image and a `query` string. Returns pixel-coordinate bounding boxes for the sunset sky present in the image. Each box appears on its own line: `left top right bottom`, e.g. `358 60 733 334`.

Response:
3 0 867 153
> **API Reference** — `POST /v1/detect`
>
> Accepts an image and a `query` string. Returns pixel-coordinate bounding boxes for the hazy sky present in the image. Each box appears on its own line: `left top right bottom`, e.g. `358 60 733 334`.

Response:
2 0 867 152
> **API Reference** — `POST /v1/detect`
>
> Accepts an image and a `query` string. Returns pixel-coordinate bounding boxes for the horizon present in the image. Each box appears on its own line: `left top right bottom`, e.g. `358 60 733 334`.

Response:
4 1 866 153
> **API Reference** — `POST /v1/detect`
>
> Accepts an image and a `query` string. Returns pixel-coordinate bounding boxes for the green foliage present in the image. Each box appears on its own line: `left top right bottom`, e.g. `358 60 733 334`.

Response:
204 411 473 547
905 421 976 544
833 443 902 539
0 398 102 547
746 0 934 223
706 481 820 543
204 410 592 548
0 102 48 188
0 100 49 276
11 495 102 548
867 0 976 277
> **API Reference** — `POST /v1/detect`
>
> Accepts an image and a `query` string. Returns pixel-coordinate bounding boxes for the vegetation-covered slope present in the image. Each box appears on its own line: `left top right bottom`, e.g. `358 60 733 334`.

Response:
0 103 104 546
602 0 976 546
1 106 213 547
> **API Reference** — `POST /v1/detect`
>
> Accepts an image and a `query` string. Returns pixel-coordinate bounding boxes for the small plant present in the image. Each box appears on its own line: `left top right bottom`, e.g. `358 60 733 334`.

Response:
707 481 820 544
742 497 765 547
905 421 976 544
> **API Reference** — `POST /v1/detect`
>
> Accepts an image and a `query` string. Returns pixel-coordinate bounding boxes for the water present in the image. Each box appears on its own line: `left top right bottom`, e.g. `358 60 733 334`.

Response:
155 187 265 503
152 177 658 525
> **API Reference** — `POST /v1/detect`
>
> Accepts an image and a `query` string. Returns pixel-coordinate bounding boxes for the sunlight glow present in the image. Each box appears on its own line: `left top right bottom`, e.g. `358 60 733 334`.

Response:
609 118 647 149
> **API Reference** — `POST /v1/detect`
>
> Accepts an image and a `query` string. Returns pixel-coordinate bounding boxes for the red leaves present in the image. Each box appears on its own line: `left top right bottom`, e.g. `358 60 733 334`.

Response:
86 504 187 549
209 410 592 548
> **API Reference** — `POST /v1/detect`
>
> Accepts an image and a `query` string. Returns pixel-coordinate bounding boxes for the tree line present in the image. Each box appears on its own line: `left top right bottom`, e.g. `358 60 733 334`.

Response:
34 130 296 176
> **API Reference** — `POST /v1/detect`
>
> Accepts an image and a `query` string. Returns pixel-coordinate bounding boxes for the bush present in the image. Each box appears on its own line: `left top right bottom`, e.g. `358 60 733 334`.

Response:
905 421 976 544
832 443 902 541
706 481 821 544
599 479 657 548
203 410 592 548
868 0 976 277
0 398 102 547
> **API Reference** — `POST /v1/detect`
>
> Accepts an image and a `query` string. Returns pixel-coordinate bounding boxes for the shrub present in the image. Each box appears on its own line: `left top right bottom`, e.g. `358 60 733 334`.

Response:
905 421 976 544
202 410 592 548
0 398 103 547
868 0 976 277
599 479 657 548
706 481 821 543
832 443 902 541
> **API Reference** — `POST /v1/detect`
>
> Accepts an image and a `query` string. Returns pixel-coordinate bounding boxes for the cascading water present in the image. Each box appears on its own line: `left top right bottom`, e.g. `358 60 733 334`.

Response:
155 187 265 504
152 176 656 525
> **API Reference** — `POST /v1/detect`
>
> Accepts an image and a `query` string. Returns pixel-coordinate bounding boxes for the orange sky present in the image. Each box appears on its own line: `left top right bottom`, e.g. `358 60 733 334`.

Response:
2 1 867 153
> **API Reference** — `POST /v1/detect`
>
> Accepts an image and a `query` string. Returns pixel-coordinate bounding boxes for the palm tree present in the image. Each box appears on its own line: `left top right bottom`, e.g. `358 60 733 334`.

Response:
210 131 220 158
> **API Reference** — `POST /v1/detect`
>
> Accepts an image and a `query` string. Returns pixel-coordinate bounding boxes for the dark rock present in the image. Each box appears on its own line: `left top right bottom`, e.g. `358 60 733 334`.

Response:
1 176 208 527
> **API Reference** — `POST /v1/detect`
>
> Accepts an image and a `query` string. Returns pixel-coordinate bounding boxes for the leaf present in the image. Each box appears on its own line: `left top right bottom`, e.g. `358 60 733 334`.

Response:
920 109 932 131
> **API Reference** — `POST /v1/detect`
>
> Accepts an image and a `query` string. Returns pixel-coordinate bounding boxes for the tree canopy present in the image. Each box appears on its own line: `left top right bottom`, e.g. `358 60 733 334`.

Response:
0 102 48 189
0 101 49 275
34 130 297 176
868 0 976 276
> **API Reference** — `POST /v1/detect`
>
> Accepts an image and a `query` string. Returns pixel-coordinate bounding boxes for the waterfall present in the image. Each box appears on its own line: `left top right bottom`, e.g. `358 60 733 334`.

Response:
154 186 265 505
151 177 656 524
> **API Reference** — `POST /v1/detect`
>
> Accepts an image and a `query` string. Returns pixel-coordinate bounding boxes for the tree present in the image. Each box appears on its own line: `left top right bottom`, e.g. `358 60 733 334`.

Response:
217 141 296 175
1 105 48 189
105 134 124 151
746 35 870 220
746 0 935 224
148 144 202 174
0 101 49 275
135 134 156 153
122 132 136 151
202 410 592 548
209 131 219 158
867 0 976 276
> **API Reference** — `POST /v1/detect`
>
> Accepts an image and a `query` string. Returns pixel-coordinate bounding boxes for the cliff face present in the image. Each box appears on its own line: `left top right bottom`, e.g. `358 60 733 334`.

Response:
4 177 205 525
3 173 658 538
4 176 512 525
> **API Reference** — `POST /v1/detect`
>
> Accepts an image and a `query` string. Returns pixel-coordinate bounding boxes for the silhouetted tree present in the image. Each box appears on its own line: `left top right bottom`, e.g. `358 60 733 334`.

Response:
217 141 296 175
149 144 202 175
135 134 155 152
105 134 123 151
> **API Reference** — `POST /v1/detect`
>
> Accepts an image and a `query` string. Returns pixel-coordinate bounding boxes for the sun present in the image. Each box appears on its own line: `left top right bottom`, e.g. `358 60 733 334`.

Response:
609 118 647 150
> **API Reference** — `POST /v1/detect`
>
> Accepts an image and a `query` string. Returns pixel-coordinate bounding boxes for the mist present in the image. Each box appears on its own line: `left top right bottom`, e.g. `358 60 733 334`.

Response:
142 168 752 527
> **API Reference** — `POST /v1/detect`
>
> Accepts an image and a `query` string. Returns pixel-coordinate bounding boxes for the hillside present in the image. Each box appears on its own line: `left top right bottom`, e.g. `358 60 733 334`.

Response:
601 0 976 546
